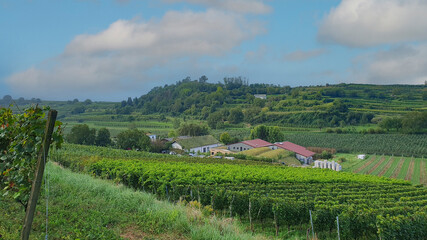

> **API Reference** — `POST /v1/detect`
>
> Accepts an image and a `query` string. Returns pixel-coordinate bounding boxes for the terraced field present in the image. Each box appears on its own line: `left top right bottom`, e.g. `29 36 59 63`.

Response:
340 154 427 186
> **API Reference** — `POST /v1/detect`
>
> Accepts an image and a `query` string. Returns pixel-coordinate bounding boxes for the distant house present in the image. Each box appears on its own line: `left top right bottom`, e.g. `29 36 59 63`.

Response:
275 141 315 164
172 135 221 153
146 133 157 141
254 94 267 100
227 139 275 152
357 154 366 160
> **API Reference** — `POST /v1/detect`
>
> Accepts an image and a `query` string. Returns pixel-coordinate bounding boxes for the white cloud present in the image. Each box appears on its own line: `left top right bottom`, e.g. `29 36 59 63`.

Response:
163 0 271 14
350 44 427 84
283 49 327 62
6 10 264 99
318 0 427 47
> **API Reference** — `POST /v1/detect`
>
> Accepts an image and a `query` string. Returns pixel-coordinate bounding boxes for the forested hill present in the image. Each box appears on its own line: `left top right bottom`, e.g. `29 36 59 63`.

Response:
116 76 427 132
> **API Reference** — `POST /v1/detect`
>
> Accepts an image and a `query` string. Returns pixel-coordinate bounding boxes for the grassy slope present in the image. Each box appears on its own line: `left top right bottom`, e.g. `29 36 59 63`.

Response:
397 157 411 179
0 163 265 240
339 154 427 186
240 147 272 157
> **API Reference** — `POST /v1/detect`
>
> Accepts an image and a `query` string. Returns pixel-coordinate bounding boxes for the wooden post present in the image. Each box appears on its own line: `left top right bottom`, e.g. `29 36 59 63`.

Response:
21 110 57 240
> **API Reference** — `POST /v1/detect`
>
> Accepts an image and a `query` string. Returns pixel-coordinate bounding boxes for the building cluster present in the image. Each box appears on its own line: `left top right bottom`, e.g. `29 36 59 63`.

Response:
161 135 316 165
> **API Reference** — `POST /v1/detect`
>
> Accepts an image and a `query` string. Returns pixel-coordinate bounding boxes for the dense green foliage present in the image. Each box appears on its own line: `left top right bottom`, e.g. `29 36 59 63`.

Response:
117 78 426 129
116 128 151 151
66 124 96 145
0 106 62 208
52 144 427 239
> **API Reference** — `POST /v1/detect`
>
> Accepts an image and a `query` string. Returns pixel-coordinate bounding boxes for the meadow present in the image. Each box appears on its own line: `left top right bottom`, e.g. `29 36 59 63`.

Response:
339 154 427 186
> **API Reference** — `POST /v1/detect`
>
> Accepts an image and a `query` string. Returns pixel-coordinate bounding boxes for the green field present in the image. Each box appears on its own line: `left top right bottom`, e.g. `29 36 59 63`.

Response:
339 154 427 186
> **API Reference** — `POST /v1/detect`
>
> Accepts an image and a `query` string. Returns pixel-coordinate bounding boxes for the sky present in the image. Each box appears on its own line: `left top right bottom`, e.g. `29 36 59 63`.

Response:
1 0 427 101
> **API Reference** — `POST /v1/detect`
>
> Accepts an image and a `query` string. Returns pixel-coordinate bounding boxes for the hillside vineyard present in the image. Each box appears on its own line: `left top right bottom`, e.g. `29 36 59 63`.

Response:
52 144 427 239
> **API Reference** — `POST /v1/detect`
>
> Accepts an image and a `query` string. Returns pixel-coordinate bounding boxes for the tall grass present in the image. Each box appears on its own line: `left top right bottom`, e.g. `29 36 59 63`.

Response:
0 162 266 240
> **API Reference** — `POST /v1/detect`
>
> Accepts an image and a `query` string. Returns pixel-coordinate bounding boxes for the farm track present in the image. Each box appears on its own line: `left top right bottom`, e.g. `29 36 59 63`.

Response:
420 160 427 186
354 155 377 173
404 158 415 181
377 157 394 177
391 157 405 179
367 156 386 175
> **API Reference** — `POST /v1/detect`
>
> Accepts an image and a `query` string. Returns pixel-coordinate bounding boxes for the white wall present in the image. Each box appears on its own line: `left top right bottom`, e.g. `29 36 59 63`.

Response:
227 143 253 152
190 143 221 153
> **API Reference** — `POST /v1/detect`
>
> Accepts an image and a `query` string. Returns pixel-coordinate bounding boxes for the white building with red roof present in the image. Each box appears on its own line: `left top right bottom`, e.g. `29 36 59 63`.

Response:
274 141 315 164
227 139 275 152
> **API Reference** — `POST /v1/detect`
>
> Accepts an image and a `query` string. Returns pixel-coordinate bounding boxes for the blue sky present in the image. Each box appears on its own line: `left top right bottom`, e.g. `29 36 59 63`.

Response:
1 0 427 101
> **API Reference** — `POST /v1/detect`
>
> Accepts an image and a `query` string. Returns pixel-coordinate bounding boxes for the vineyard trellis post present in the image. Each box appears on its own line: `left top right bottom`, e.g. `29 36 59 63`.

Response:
336 216 340 240
21 110 57 240
309 210 314 240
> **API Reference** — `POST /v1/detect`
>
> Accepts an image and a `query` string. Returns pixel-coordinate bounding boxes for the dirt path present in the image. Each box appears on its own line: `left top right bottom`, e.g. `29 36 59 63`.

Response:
420 160 427 186
355 155 376 173
404 158 415 181
378 157 394 177
391 157 405 179
367 155 386 175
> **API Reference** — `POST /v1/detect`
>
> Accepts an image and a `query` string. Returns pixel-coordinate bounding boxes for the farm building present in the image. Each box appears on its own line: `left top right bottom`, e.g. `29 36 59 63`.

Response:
227 139 275 152
254 94 267 99
146 133 157 141
172 135 221 153
274 141 315 164
210 147 233 156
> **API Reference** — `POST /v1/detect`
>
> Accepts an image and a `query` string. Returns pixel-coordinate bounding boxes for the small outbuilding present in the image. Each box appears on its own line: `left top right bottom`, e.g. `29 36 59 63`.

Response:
227 139 275 152
172 135 221 153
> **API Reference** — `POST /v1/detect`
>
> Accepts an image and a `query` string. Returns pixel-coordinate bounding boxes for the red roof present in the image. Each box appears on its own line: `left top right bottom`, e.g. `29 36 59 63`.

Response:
274 141 315 157
241 139 273 148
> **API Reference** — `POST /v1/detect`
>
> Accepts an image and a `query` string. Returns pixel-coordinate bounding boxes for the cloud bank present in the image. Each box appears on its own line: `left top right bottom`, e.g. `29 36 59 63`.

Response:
318 0 427 47
351 44 427 84
6 10 264 99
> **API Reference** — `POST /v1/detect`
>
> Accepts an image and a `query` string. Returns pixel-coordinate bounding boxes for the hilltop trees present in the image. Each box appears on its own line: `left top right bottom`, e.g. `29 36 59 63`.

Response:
95 128 112 146
66 124 96 145
250 125 284 143
116 129 151 151
178 123 209 136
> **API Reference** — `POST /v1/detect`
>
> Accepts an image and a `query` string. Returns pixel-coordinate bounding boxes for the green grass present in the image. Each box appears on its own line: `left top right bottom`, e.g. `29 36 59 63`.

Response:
412 158 422 185
370 156 392 176
278 157 302 166
0 163 266 240
339 154 427 186
344 155 376 172
240 147 272 157
257 149 292 159
383 157 402 178
397 157 411 179
359 155 383 174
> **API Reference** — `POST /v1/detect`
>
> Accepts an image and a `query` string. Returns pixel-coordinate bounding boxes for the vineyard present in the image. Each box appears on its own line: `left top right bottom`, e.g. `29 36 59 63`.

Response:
342 154 427 186
52 144 427 239
283 133 427 157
